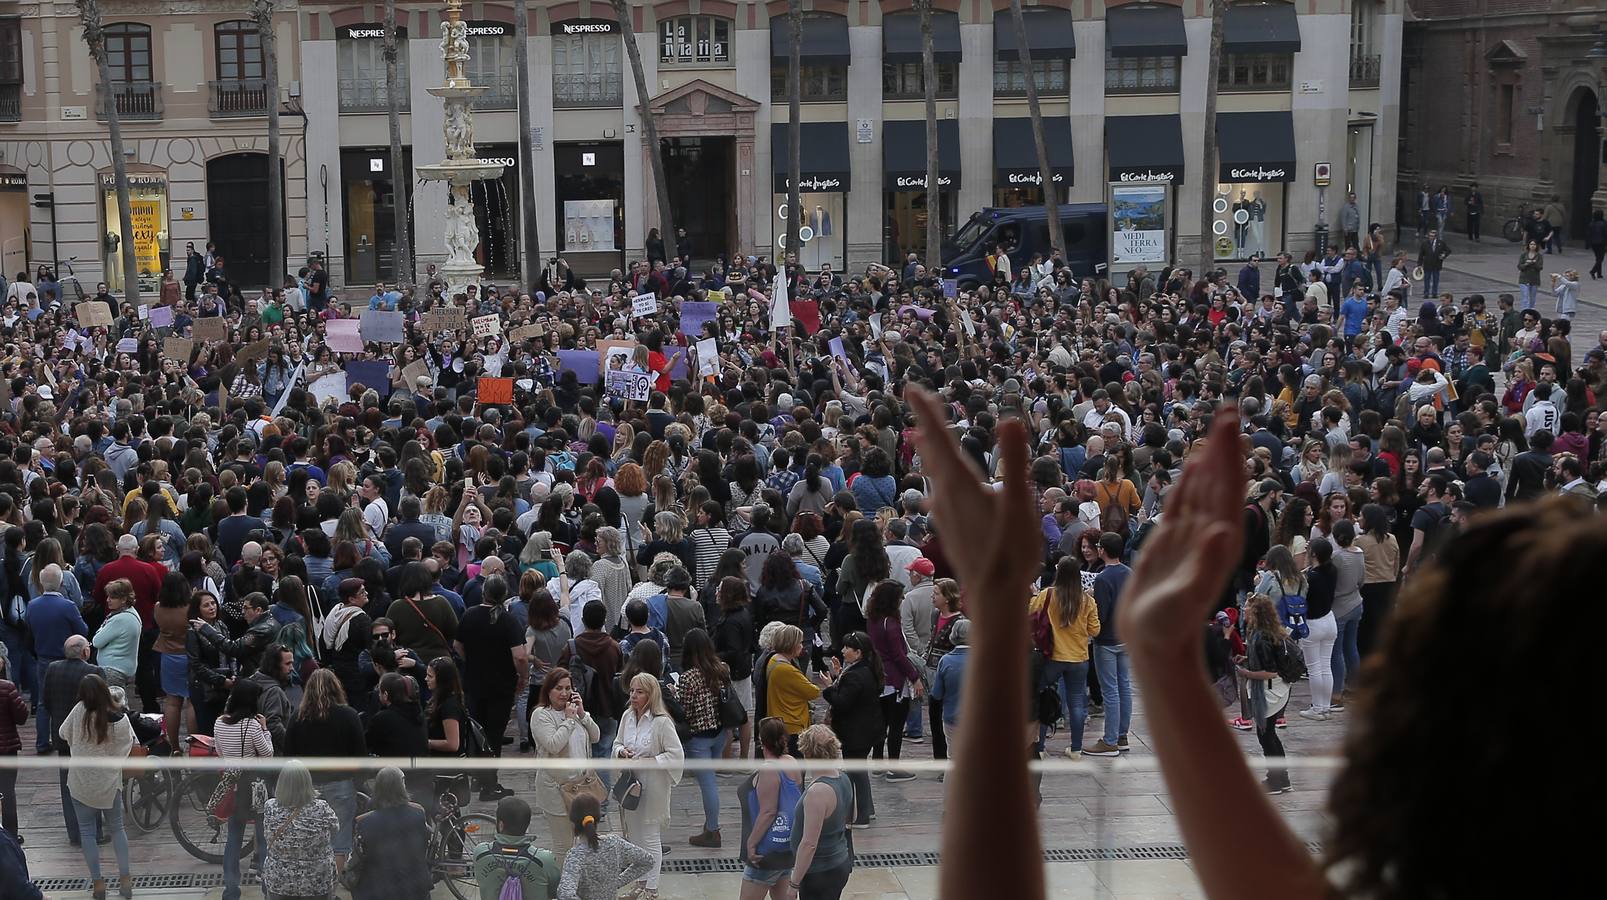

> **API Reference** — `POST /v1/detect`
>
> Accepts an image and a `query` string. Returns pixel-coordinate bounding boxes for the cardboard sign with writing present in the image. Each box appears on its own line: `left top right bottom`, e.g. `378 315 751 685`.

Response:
423 306 467 332
477 376 514 405
471 314 501 339
401 359 431 388
192 316 228 343
507 323 545 343
359 309 405 343
148 305 174 329
115 337 139 354
164 336 194 364
632 293 659 318
326 318 365 353
236 338 272 364
75 301 113 328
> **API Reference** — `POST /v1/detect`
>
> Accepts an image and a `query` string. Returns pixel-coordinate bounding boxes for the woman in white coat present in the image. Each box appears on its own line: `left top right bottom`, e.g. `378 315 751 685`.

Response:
611 672 684 900
530 666 601 870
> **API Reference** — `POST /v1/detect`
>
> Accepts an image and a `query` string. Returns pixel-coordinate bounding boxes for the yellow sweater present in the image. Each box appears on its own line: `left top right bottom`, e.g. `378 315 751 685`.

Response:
1030 588 1102 664
766 655 820 735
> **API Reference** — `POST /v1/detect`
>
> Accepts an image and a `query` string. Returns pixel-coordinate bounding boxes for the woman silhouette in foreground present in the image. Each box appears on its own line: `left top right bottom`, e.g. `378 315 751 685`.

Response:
916 389 1589 900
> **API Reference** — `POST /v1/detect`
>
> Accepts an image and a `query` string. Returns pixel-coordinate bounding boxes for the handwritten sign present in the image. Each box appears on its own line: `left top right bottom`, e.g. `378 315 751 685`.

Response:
359 309 405 343
606 370 651 402
471 314 501 339
193 316 228 343
632 293 658 318
148 305 174 328
326 318 364 353
477 376 513 405
115 337 139 354
76 301 112 328
308 371 347 407
163 336 194 364
236 338 271 364
508 323 545 343
401 359 431 388
422 306 466 332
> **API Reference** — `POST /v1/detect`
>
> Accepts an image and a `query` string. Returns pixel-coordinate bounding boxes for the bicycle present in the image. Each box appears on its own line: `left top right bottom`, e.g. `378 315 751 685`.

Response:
168 736 254 865
53 256 86 304
426 774 498 900
122 714 171 834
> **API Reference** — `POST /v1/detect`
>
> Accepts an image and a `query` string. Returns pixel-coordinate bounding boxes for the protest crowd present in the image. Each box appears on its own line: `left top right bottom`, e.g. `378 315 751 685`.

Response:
0 231 1598 900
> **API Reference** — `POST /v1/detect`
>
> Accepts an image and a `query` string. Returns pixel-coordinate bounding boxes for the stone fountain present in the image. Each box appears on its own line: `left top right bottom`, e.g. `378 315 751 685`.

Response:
415 0 504 302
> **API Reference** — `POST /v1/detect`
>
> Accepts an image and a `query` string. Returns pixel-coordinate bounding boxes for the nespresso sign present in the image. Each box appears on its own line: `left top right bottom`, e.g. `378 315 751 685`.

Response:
343 25 404 40
465 22 510 37
553 19 617 35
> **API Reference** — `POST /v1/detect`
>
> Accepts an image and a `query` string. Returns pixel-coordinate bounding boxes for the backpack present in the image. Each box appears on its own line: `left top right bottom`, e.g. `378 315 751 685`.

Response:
1029 590 1055 657
563 639 608 716
476 842 546 900
460 713 493 759
1265 634 1307 685
1275 586 1310 640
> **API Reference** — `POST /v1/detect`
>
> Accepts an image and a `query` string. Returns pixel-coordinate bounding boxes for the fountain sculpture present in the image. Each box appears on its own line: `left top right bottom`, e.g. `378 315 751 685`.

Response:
415 0 504 301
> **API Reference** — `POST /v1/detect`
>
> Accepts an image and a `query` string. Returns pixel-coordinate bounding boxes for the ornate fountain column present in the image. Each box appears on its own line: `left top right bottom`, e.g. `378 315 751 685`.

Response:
416 0 505 302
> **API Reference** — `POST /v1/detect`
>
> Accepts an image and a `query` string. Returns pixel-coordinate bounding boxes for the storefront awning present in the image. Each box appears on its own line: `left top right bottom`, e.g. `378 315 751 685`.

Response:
993 117 1073 187
993 7 1076 60
769 14 850 68
883 119 961 189
1224 3 1302 55
1106 4 1188 58
1105 115 1185 184
882 12 962 65
1217 111 1296 182
771 121 852 193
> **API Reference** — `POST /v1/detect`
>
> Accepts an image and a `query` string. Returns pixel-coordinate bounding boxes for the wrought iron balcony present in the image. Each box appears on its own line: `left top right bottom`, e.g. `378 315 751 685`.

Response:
338 77 410 113
0 83 18 123
1349 53 1381 88
553 71 622 108
470 74 518 110
209 78 270 117
95 81 163 120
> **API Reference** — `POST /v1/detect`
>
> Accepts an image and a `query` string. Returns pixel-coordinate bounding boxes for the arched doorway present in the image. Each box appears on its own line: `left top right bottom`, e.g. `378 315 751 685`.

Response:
206 152 284 291
1569 87 1600 240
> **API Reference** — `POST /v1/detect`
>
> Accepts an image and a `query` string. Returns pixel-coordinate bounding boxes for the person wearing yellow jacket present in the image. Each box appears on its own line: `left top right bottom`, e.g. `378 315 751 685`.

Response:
1030 557 1101 758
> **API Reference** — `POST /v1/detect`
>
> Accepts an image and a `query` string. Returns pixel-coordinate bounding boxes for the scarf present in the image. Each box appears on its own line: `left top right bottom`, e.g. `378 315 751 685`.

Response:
320 603 364 652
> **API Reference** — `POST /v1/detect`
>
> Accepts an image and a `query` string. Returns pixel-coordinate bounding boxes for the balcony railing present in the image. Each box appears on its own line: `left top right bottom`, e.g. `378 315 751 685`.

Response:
0 83 18 123
470 74 517 111
95 81 163 120
553 71 622 108
338 77 410 113
209 78 269 117
1349 53 1382 88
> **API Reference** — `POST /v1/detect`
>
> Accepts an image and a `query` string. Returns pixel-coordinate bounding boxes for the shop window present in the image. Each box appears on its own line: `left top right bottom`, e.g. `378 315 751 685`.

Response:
102 172 168 295
772 192 845 271
771 65 847 102
882 61 958 100
553 32 622 107
1218 53 1291 92
468 29 516 109
0 18 21 123
1211 183 1281 262
1105 51 1178 94
337 31 409 113
993 59 1067 97
660 16 731 66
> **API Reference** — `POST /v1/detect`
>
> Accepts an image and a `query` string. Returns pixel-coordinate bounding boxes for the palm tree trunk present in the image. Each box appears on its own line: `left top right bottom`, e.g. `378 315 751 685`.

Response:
612 0 676 262
1008 0 1063 262
1201 0 1226 274
513 0 541 288
918 0 941 269
253 0 285 294
785 0 802 264
76 0 139 305
384 0 413 288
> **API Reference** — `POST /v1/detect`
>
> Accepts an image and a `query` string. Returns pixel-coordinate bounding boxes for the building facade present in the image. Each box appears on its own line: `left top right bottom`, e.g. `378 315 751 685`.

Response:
0 0 308 295
1 0 1404 292
1397 0 1606 242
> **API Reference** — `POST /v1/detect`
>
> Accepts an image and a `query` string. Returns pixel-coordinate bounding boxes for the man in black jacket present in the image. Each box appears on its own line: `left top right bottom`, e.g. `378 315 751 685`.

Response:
384 497 438 563
1505 430 1555 504
1463 452 1502 509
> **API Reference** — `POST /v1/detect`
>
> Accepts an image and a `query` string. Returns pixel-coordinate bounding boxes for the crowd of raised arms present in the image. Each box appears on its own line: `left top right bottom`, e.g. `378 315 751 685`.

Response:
0 235 1596 900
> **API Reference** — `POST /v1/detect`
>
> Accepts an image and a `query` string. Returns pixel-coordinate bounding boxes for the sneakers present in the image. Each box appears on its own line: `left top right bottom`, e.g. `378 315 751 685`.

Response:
1329 697 1347 711
1088 705 1105 717
903 733 925 743
1084 740 1121 757
688 829 721 848
885 771 917 783
1062 747 1082 760
1230 717 1254 731
1297 707 1330 722
1264 782 1292 795
1117 735 1130 752
1275 717 1287 728
478 786 515 802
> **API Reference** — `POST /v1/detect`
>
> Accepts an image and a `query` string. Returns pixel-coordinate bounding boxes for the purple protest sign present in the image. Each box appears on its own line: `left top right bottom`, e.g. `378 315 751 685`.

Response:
557 350 601 382
678 301 718 337
344 360 393 397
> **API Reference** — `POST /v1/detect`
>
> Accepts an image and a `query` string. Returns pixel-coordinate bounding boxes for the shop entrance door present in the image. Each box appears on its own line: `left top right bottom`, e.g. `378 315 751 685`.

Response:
207 153 279 290
661 136 733 265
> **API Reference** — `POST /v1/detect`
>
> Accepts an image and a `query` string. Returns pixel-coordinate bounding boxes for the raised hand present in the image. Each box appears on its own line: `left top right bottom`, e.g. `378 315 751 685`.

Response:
1118 409 1246 658
906 386 1040 621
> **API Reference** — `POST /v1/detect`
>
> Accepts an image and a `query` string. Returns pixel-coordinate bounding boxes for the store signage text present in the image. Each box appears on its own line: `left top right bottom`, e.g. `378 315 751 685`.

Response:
345 27 389 39
479 158 517 168
465 23 508 37
785 177 844 191
555 21 617 35
1005 171 1066 185
1227 166 1287 182
893 175 954 189
1114 169 1177 183
100 174 167 189
0 174 27 191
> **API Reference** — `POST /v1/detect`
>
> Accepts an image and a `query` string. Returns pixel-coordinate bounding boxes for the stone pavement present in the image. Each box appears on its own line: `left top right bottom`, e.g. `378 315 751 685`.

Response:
12 675 1344 899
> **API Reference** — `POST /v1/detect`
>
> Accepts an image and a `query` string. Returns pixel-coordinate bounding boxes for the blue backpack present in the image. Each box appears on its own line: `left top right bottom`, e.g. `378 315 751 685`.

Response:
1276 588 1310 640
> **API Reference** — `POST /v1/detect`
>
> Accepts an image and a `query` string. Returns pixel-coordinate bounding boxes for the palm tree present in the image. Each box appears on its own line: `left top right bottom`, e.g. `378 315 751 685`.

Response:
383 0 412 287
251 0 284 294
784 0 802 264
76 0 139 304
1007 0 1064 262
916 0 941 269
1201 0 1227 274
513 0 541 287
610 0 676 261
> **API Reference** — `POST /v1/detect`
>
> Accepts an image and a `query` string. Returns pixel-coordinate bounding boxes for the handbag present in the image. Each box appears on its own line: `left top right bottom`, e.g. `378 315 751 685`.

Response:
339 832 366 890
1212 672 1238 709
559 772 608 813
611 771 642 810
717 678 748 729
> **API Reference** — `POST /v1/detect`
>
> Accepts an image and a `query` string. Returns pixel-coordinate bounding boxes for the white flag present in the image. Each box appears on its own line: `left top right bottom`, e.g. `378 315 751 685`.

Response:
769 275 791 329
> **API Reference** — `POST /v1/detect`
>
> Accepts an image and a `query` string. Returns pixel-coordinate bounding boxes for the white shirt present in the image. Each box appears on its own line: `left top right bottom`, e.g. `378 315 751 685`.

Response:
1524 400 1559 438
361 496 389 540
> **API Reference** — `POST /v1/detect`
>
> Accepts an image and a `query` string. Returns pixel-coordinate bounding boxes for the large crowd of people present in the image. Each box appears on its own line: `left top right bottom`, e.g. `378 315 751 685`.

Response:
0 225 1599 900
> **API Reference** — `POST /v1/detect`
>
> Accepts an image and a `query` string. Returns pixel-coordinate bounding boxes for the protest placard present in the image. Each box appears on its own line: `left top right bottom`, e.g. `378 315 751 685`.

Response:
400 359 431 388
359 309 405 343
556 350 600 382
632 293 658 318
471 314 501 339
478 377 514 405
163 337 194 363
192 316 228 343
344 360 392 396
598 339 637 375
148 305 174 329
793 299 822 335
75 301 113 328
308 371 347 407
326 318 364 353
237 338 272 364
508 323 545 343
678 301 718 337
694 337 719 378
606 370 651 402
829 336 848 361
422 307 466 332
115 338 139 354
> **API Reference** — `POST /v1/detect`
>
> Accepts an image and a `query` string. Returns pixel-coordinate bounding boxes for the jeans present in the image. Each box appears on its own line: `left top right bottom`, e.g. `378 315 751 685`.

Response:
590 717 618 792
72 795 130 880
317 779 355 856
0 622 34 705
1093 644 1132 745
59 750 103 844
798 859 854 900
842 744 874 823
904 693 923 737
1519 283 1538 310
1331 605 1364 698
222 785 265 900
1299 613 1339 711
1256 712 1289 790
1423 268 1441 298
874 694 911 761
685 730 729 832
1041 660 1090 750
33 656 63 749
